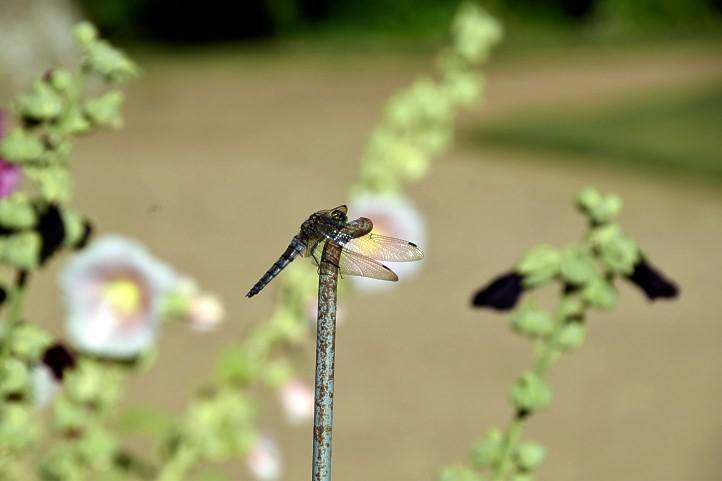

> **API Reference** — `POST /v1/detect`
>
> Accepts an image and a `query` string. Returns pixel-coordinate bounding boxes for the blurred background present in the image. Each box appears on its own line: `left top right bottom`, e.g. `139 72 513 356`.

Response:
1 0 721 480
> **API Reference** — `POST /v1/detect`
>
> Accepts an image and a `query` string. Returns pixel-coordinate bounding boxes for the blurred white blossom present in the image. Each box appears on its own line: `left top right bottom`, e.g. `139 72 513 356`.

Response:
60 235 178 359
278 378 315 425
246 434 282 481
348 194 426 293
188 293 224 332
31 365 58 408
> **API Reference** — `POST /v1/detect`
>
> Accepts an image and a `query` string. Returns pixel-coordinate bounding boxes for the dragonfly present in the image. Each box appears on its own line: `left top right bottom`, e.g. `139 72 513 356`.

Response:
246 205 424 298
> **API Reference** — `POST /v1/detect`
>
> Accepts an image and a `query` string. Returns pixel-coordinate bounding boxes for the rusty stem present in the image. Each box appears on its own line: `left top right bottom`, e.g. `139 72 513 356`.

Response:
312 240 342 481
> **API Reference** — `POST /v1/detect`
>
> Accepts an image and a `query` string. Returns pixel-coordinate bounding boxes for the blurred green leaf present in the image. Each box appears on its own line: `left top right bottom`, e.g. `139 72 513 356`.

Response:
84 91 125 129
515 441 546 470
510 302 554 338
118 407 177 438
517 245 560 287
0 129 45 164
16 81 64 122
509 372 551 412
555 323 586 351
0 193 37 229
559 247 598 286
0 232 41 270
437 464 484 481
582 278 617 309
0 357 29 395
24 166 72 203
470 428 503 468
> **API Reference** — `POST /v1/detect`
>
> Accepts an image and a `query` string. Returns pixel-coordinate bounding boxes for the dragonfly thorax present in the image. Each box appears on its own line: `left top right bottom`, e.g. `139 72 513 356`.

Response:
300 207 348 240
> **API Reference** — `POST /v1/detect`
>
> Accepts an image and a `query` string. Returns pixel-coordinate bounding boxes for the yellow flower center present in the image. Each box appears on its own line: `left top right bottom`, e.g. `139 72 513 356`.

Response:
103 278 141 315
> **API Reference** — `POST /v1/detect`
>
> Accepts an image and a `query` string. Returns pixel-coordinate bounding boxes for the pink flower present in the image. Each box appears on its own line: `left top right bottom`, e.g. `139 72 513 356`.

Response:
278 378 315 425
0 110 21 198
188 293 225 332
246 434 282 481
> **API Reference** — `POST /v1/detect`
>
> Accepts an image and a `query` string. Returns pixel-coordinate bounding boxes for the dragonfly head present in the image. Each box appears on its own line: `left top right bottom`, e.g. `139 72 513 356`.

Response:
330 205 348 222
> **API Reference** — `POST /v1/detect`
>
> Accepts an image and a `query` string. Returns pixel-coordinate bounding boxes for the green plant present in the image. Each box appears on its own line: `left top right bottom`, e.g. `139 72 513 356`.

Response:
437 187 678 481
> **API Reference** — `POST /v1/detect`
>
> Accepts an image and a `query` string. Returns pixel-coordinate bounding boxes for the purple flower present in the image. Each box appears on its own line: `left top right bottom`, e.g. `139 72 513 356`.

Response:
41 343 77 381
625 257 679 301
0 110 21 198
33 342 77 408
471 271 524 311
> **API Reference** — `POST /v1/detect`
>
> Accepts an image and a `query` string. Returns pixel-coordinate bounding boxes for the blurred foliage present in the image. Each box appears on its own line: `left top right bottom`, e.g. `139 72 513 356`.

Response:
77 0 722 43
472 83 722 185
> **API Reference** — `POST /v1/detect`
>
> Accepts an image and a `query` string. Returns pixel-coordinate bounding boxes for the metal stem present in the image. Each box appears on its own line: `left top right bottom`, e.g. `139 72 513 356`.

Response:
312 240 342 481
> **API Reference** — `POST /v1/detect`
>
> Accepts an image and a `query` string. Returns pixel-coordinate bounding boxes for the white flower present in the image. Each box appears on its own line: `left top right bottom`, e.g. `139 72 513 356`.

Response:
246 434 282 481
278 378 315 425
59 235 178 359
348 194 426 293
31 365 59 408
188 293 225 332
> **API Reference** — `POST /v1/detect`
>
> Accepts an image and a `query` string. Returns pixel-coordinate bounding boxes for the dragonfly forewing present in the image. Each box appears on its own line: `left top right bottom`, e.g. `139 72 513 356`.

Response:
342 232 424 262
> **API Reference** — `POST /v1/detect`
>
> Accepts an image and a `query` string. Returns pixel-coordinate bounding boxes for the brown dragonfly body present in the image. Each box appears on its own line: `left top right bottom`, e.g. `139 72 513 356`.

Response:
246 205 423 297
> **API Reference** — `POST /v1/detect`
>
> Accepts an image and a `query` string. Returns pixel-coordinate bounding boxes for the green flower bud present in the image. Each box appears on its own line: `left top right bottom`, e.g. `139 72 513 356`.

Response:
444 72 483 107
470 428 503 468
583 278 617 310
16 81 64 122
555 323 586 351
185 390 256 460
0 357 29 395
437 465 484 481
214 346 262 387
515 442 546 470
52 395 87 433
0 404 37 449
84 91 124 128
7 322 53 361
40 445 85 481
509 372 551 412
557 297 584 319
48 69 74 93
392 140 429 181
511 474 534 481
59 107 92 136
559 247 598 286
64 361 121 410
0 128 45 164
510 303 554 338
0 231 41 269
24 165 72 203
263 359 293 389
61 209 84 247
77 426 116 470
0 193 36 229
517 245 560 287
85 41 138 84
452 3 503 63
577 187 622 224
600 234 638 274
73 21 98 46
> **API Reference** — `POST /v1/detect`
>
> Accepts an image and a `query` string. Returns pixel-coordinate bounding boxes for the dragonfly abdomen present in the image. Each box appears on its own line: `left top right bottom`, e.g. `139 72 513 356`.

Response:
246 238 306 297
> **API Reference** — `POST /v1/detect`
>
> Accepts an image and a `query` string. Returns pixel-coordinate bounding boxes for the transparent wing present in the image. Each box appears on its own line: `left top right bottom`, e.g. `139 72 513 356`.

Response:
342 233 424 262
311 240 399 281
